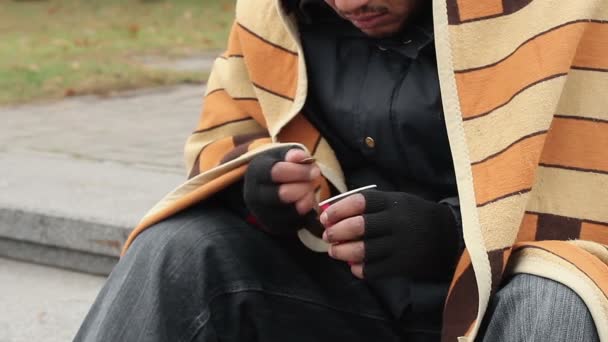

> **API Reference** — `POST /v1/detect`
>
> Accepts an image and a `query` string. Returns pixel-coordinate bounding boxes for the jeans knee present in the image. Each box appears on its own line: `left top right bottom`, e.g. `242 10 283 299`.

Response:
123 204 252 274
496 274 591 323
132 203 241 248
505 274 588 315
481 274 599 342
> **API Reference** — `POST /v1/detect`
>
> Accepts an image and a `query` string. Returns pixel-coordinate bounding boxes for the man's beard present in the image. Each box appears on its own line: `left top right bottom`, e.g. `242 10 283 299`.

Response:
338 5 389 17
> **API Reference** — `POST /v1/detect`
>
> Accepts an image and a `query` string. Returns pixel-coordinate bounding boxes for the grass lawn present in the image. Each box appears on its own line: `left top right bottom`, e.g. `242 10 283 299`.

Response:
0 0 234 105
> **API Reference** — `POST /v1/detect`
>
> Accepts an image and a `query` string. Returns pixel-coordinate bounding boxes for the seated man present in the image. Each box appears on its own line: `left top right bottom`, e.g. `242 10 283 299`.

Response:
76 0 606 341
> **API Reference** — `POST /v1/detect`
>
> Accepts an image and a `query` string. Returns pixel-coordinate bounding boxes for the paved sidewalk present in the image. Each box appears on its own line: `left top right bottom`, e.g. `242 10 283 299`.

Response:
0 85 203 170
0 257 105 342
0 84 205 274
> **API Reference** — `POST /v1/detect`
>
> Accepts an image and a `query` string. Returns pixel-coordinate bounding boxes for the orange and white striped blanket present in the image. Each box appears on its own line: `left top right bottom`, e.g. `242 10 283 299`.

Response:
123 0 608 340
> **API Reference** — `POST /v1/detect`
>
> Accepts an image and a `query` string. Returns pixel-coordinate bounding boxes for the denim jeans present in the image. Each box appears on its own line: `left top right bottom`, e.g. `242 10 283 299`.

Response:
75 201 598 342
479 272 599 342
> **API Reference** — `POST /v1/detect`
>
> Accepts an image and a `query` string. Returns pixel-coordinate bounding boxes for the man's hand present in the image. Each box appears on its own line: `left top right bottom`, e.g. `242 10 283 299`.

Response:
244 147 320 235
272 149 320 215
320 190 460 281
320 193 367 278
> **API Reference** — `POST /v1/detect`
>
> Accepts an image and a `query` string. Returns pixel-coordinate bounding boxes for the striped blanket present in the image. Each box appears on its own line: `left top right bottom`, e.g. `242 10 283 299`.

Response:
123 0 608 340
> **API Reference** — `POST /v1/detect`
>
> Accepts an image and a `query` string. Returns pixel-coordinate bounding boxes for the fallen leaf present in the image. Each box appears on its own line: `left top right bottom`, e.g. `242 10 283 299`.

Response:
73 38 92 47
37 311 47 323
47 6 60 15
128 23 140 38
92 239 122 250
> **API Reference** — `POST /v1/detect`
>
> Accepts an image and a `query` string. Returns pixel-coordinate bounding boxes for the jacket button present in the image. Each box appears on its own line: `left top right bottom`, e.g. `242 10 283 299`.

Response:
364 137 375 148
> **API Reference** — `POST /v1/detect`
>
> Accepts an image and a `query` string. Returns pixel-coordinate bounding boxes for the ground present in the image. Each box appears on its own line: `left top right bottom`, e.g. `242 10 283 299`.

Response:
0 258 105 342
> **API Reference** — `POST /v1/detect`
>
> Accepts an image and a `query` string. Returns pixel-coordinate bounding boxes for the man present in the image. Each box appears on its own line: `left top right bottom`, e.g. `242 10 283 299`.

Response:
76 0 607 341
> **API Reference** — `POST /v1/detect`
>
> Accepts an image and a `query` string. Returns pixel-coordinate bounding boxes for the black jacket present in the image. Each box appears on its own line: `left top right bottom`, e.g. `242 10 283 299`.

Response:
296 0 460 333
299 1 457 200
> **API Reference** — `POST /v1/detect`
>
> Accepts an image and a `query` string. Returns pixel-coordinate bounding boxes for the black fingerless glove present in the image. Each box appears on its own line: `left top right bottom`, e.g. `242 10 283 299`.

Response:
361 190 461 281
243 147 307 235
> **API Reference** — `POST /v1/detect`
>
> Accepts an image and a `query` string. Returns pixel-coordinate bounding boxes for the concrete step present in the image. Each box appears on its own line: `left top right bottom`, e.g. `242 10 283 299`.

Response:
0 151 183 275
0 85 204 275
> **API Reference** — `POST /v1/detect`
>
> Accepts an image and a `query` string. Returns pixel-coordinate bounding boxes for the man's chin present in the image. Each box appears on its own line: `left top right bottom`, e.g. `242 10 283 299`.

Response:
355 20 406 38
359 26 400 38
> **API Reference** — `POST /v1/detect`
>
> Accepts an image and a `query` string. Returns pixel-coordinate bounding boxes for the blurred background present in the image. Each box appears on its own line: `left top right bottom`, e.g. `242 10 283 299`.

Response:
0 0 233 341
1 0 234 104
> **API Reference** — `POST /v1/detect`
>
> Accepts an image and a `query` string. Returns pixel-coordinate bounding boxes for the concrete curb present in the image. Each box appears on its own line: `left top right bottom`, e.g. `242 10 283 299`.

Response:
0 208 127 275
0 151 184 276
0 85 202 275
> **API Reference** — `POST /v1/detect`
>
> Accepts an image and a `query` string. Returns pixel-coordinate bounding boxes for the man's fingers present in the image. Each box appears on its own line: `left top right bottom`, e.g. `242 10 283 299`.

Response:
320 194 366 227
322 215 365 243
328 241 365 264
271 162 320 183
278 182 313 204
350 264 364 279
295 191 315 215
284 149 310 163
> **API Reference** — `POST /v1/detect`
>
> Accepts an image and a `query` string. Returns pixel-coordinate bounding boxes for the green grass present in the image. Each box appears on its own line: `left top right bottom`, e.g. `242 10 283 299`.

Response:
0 0 234 105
